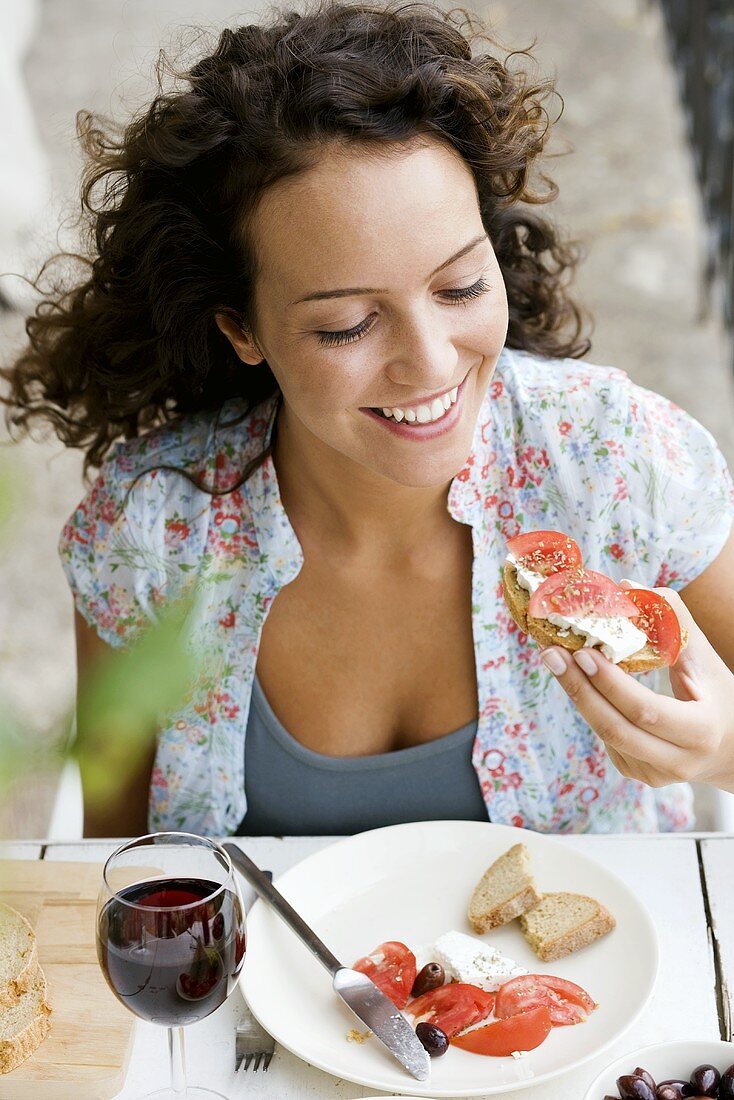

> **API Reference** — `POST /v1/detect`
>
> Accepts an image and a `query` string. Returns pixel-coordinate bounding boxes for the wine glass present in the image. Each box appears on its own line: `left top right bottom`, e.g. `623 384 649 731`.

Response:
96 832 246 1099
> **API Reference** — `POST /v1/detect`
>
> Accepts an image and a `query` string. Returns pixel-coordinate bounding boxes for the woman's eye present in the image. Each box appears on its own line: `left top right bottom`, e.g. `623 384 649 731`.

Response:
439 275 492 305
316 276 492 348
317 315 375 348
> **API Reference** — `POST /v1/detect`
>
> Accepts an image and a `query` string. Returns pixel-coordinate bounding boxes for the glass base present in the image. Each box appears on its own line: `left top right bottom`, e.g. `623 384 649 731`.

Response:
138 1089 230 1099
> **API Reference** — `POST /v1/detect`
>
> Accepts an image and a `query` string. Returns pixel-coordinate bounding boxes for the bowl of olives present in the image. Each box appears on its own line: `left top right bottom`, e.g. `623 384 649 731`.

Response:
583 1040 734 1100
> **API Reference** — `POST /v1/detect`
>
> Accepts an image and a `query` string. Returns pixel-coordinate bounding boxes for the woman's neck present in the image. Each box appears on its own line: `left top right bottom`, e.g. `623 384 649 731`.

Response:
272 405 458 562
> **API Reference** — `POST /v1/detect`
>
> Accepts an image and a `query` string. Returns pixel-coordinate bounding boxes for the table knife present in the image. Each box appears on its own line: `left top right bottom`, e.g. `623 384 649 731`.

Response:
223 842 431 1082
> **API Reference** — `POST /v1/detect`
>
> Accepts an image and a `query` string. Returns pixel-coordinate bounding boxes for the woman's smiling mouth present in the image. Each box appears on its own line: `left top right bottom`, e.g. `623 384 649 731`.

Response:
360 377 468 439
373 385 459 424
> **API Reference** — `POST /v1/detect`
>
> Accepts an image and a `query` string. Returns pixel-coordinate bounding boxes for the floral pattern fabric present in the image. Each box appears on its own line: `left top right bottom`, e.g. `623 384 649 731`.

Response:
59 347 734 835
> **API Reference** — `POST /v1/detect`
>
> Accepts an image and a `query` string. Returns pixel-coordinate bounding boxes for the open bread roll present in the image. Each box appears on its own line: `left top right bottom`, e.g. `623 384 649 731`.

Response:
503 561 687 674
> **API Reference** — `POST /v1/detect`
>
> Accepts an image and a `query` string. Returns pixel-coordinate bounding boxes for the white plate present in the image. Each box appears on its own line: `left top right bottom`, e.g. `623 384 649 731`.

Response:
242 820 658 1097
583 1038 734 1099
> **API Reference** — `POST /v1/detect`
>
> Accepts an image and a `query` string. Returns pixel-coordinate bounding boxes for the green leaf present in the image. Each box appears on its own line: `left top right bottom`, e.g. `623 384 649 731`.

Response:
73 592 204 806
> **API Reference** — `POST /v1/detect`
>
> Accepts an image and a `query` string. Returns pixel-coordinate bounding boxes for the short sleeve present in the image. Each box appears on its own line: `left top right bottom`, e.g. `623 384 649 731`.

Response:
624 381 734 590
59 452 205 649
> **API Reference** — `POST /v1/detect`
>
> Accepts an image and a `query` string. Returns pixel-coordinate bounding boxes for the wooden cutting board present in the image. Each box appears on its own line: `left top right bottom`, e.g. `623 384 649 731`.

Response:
0 859 136 1099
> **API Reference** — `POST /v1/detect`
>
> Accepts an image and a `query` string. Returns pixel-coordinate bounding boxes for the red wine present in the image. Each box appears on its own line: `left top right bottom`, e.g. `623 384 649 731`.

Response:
97 877 245 1026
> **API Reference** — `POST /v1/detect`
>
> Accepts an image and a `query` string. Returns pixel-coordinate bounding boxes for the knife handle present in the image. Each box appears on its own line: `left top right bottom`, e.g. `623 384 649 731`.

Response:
223 842 343 978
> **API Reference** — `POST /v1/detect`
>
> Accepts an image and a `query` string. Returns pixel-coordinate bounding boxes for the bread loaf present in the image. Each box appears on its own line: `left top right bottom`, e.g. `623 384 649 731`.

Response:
467 843 542 933
0 965 51 1074
519 891 616 962
0 902 51 1074
0 902 39 1009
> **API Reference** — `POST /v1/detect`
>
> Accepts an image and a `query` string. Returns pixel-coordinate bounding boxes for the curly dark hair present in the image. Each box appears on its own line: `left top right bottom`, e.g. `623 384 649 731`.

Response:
2 0 590 478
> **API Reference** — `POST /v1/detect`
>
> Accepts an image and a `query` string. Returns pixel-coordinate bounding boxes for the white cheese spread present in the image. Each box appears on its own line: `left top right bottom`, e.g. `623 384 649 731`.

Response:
506 553 647 664
430 930 527 992
545 609 647 663
506 552 545 594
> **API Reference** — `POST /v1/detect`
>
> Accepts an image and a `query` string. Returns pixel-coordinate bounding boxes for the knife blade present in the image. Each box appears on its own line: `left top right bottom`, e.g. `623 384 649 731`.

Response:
223 842 431 1082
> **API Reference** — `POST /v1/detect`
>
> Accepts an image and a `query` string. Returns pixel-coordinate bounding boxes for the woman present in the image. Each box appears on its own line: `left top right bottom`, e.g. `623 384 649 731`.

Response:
4 0 734 837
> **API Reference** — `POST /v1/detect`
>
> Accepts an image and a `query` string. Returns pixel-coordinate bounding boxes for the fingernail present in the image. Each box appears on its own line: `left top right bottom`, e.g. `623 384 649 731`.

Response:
573 649 598 675
541 649 567 676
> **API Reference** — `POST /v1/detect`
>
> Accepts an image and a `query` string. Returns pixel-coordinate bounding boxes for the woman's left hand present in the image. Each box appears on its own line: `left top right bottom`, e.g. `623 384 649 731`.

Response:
539 583 734 791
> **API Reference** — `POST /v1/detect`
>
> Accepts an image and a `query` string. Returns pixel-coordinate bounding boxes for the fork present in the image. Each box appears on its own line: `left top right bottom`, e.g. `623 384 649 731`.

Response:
235 1010 275 1074
234 865 276 1075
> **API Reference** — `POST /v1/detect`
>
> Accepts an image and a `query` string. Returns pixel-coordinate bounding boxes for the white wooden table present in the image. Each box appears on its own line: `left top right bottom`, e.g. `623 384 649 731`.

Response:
4 833 734 1099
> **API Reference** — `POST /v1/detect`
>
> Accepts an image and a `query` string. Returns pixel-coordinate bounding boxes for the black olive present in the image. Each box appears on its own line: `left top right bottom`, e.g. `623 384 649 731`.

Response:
411 962 445 998
660 1080 698 1098
719 1065 734 1099
617 1075 656 1100
657 1084 692 1100
688 1065 719 1097
415 1022 448 1057
633 1067 657 1092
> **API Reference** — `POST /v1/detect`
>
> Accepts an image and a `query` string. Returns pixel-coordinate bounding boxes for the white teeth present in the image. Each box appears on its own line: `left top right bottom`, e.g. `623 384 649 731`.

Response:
377 384 461 425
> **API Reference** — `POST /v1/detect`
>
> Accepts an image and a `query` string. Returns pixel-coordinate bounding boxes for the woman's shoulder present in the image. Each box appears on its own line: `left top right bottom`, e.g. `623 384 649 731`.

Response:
488 347 674 458
492 346 725 477
59 395 279 646
61 392 278 578
494 346 633 410
104 393 277 492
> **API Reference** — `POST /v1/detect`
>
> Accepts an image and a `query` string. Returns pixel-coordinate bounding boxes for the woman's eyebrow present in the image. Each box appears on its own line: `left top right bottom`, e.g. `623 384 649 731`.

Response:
288 232 490 307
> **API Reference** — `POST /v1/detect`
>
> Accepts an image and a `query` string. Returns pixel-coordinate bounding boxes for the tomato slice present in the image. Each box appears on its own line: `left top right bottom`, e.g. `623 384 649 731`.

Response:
625 588 683 665
406 983 495 1038
506 530 583 576
352 941 416 1010
451 1005 553 1056
494 974 597 1027
528 568 640 620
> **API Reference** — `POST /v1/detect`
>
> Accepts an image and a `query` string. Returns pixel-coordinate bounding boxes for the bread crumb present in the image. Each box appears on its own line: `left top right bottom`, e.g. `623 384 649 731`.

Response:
346 1028 371 1044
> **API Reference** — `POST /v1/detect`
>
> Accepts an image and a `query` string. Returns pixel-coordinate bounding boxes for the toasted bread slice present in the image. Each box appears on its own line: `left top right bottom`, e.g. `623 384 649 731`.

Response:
520 891 616 962
468 843 542 933
0 903 40 1009
502 562 687 674
0 966 51 1074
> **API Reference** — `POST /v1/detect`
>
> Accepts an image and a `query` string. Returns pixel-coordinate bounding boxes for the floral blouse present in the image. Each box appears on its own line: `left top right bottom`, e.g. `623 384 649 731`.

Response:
59 347 734 836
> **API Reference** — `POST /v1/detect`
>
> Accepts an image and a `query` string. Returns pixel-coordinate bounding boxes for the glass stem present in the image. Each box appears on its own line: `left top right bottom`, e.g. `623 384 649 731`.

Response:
168 1026 186 1096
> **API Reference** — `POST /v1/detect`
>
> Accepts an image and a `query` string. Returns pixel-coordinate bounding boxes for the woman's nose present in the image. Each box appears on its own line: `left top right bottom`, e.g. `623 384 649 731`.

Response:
385 309 460 392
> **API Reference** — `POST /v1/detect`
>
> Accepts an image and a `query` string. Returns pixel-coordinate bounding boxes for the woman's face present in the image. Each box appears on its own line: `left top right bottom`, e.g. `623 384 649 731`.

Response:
223 137 509 490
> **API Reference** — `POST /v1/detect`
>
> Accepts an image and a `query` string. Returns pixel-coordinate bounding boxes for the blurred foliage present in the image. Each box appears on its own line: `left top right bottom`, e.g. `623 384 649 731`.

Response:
0 456 33 801
0 707 50 795
74 595 200 802
0 464 202 834
0 454 17 543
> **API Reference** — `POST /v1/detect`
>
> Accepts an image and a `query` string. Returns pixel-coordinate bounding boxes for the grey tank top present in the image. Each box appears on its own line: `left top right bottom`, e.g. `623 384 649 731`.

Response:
238 675 489 835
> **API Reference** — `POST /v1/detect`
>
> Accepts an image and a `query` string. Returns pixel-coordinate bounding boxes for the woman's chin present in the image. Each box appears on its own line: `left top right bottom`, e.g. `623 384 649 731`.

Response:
366 448 474 490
